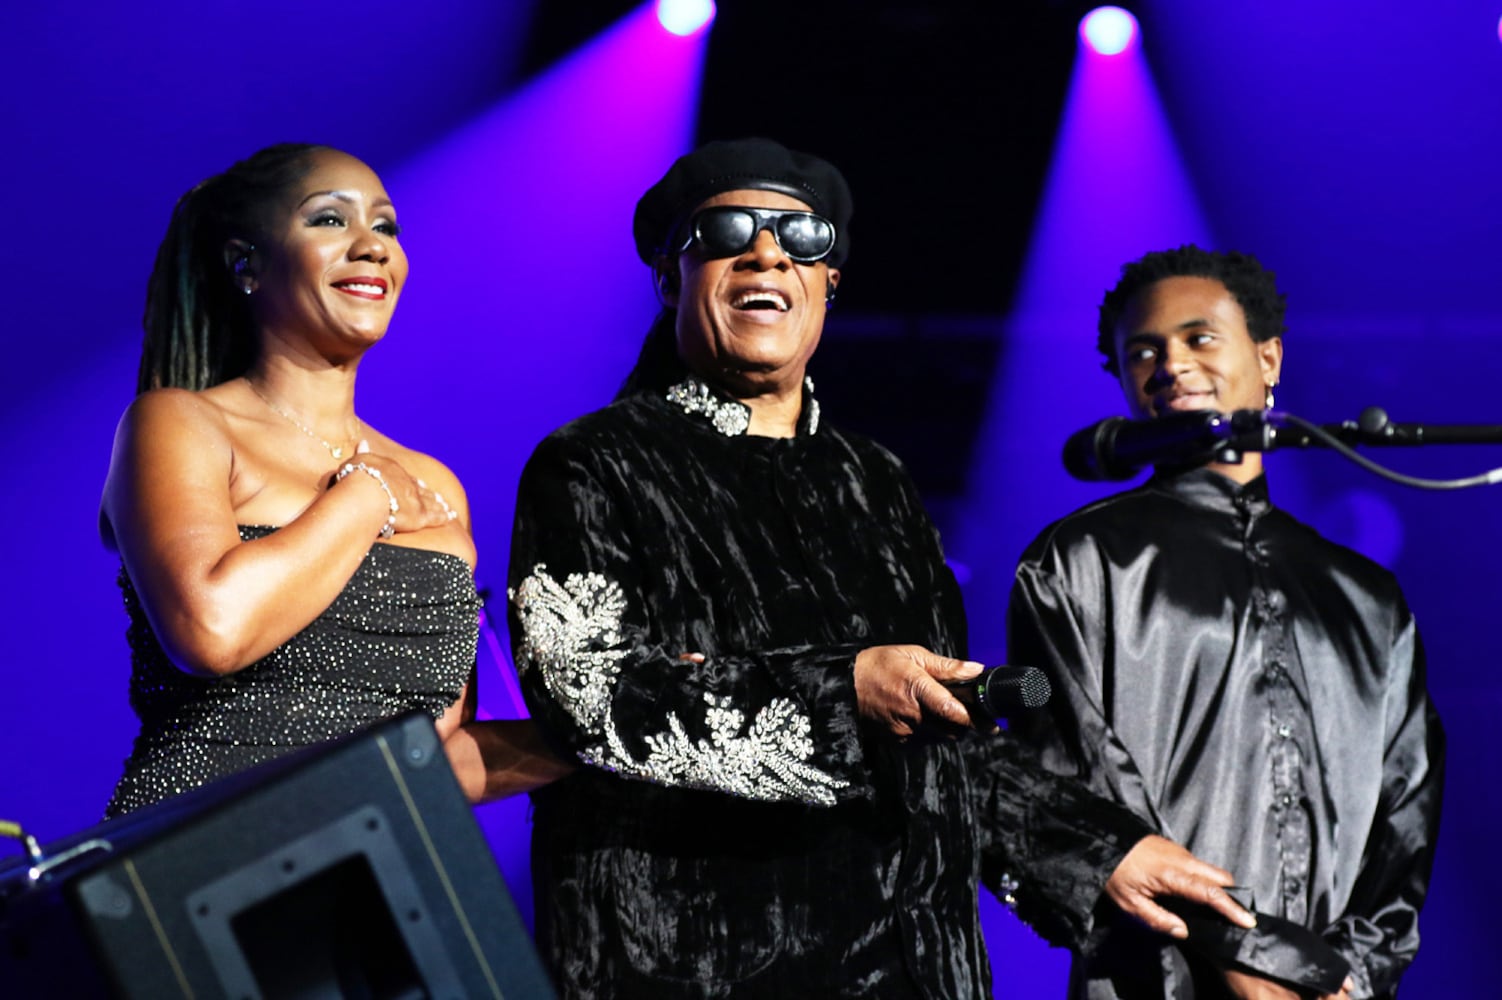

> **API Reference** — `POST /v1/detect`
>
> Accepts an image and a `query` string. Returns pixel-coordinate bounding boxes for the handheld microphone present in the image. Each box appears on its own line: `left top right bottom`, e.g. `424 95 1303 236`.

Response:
1062 410 1233 481
944 665 1052 720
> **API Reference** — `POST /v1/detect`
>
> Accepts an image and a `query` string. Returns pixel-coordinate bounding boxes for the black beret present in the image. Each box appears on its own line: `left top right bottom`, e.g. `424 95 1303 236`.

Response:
633 137 852 268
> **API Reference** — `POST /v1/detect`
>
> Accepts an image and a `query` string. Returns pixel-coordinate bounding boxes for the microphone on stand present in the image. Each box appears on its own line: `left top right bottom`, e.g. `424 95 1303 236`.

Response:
1063 406 1502 488
1062 410 1236 481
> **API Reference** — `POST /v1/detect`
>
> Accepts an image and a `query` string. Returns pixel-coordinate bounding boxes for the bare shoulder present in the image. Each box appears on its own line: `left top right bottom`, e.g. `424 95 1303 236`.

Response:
107 387 237 488
365 429 470 512
102 387 239 550
404 447 466 494
116 386 234 448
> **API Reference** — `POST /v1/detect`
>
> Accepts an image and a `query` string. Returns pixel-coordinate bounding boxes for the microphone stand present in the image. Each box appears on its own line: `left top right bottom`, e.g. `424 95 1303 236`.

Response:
1211 407 1502 491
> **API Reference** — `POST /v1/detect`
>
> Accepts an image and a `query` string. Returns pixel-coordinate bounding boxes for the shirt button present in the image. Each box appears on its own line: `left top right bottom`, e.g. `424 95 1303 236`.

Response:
1277 724 1293 739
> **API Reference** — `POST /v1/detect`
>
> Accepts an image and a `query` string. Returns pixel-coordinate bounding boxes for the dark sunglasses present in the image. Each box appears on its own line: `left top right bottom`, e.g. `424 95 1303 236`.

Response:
677 206 836 264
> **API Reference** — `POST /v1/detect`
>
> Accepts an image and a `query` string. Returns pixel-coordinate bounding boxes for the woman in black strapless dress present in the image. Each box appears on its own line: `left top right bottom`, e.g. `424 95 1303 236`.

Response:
101 143 568 816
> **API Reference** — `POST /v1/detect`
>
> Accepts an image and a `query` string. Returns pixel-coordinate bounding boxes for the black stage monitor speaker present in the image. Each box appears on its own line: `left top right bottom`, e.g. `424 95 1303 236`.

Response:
0 712 554 999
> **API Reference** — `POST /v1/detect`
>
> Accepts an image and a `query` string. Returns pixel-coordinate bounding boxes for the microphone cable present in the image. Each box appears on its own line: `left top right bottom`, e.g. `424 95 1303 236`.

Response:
1273 412 1502 491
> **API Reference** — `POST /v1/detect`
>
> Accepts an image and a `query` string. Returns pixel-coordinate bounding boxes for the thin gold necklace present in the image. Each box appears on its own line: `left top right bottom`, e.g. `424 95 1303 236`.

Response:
245 378 362 461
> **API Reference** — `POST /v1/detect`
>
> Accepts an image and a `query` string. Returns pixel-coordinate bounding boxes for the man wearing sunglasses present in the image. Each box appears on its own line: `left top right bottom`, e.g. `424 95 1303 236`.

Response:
506 138 1253 999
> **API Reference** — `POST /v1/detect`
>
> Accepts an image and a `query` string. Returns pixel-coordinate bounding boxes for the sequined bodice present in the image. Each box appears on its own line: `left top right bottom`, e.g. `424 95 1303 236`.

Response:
105 526 478 816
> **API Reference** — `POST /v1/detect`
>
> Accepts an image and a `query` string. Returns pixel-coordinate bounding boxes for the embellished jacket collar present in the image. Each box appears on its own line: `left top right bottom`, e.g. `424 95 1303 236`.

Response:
663 374 821 438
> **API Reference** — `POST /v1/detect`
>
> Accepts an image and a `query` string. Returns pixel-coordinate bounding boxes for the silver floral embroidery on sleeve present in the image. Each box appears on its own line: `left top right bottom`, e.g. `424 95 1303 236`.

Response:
511 564 848 806
510 564 627 731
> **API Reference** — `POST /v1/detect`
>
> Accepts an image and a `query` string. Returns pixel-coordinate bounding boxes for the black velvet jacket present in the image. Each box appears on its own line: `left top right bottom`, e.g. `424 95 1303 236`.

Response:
507 375 1152 999
1010 469 1445 999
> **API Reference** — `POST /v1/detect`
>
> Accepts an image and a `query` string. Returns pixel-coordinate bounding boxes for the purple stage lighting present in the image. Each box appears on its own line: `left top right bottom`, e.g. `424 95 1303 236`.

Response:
657 0 715 36
952 0 1210 687
1080 6 1138 56
371 0 710 607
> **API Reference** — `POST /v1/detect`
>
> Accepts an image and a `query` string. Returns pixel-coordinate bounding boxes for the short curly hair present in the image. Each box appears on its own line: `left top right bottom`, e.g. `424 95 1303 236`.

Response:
1096 245 1287 376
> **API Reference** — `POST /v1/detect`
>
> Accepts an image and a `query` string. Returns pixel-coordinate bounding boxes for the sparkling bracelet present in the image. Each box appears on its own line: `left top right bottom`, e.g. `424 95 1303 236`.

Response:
336 461 399 539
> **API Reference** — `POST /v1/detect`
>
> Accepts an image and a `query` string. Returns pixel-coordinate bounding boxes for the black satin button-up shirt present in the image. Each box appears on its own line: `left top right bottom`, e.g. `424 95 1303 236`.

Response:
1010 469 1444 999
